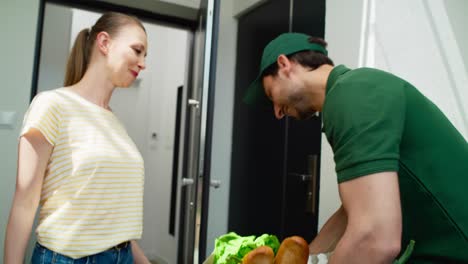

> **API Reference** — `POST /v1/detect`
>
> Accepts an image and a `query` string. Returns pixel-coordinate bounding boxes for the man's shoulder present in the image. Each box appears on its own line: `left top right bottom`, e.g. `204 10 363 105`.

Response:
339 67 404 87
325 67 407 108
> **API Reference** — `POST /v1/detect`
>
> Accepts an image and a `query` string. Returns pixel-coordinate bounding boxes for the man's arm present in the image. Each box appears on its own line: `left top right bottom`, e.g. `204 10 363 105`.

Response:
329 171 402 264
309 205 347 254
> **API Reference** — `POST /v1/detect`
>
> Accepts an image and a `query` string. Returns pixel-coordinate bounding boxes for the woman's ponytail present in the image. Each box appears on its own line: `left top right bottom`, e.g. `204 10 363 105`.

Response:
64 28 90 86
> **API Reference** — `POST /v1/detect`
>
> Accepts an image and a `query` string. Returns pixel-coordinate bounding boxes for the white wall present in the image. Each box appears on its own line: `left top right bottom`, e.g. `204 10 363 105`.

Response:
320 0 468 229
37 3 72 92
369 0 467 137
444 0 468 78
320 0 365 229
0 0 40 261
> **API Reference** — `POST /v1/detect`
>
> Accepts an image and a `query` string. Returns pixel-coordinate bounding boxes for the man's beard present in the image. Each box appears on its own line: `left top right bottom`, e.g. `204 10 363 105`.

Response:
296 108 317 120
288 93 316 120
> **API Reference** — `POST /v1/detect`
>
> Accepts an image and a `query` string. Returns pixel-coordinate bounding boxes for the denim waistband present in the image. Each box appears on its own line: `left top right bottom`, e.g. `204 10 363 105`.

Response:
32 242 133 264
36 241 130 252
111 241 130 250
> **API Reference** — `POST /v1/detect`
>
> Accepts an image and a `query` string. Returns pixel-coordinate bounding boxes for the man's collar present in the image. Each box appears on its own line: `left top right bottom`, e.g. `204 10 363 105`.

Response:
325 65 351 95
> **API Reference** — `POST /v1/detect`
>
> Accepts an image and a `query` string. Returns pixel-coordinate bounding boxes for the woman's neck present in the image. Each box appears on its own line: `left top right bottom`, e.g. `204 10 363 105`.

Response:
69 63 115 110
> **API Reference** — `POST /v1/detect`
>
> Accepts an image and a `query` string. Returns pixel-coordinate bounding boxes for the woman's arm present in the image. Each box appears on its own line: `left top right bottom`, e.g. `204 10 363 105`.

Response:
4 129 53 264
131 240 151 264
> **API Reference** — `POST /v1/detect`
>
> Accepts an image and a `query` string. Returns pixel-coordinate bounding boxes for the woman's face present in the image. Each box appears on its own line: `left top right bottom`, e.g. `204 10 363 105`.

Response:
106 24 148 88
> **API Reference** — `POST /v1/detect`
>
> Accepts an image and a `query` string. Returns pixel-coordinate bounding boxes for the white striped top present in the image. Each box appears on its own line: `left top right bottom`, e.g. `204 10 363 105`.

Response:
20 88 144 258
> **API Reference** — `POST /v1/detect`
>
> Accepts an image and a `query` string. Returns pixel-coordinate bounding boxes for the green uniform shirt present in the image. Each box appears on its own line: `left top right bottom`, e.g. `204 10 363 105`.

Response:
323 65 468 263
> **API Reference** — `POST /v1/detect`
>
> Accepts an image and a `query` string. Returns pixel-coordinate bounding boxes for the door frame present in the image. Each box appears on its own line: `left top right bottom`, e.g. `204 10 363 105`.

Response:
197 0 220 261
176 0 220 262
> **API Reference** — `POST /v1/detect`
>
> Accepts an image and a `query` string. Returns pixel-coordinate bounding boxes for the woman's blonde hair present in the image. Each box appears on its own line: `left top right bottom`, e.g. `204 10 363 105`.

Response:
64 12 146 86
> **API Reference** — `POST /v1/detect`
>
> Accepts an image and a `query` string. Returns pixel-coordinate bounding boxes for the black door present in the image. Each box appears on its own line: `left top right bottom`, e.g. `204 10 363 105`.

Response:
229 0 326 242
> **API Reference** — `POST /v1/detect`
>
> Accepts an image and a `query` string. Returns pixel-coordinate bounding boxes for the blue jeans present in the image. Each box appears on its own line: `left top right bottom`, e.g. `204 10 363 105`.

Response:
31 242 134 264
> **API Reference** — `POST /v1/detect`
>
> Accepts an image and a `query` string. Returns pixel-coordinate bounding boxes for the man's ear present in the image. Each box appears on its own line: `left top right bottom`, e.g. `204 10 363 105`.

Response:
276 54 292 77
95 31 111 55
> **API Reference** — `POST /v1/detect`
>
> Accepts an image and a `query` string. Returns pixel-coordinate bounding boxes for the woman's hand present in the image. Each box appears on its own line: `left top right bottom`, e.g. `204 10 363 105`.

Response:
131 240 151 264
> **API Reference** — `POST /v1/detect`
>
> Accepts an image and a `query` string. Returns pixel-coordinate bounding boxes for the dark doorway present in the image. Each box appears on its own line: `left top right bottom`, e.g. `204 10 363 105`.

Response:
229 0 325 242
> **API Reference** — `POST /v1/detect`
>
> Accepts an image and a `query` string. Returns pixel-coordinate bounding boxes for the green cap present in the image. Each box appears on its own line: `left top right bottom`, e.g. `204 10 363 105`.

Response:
243 33 328 105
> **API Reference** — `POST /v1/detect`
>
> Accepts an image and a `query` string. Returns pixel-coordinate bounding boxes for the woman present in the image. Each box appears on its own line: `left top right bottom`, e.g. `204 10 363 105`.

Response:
4 12 151 264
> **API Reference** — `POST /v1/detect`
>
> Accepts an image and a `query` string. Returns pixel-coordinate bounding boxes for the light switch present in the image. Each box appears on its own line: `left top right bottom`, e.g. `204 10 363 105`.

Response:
0 111 17 129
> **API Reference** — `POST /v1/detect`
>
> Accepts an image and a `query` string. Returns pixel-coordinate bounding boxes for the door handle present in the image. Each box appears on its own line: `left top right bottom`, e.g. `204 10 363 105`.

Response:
288 155 318 214
182 178 195 186
289 172 316 214
209 179 221 189
188 99 200 108
288 173 313 181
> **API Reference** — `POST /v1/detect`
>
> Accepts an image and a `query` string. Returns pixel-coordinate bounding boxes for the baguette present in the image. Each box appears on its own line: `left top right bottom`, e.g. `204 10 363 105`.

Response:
242 245 275 264
273 236 309 264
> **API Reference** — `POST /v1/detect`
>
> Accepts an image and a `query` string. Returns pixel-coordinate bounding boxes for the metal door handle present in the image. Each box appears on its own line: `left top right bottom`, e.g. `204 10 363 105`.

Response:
288 155 318 214
288 173 313 181
182 178 194 186
210 179 221 189
188 99 200 108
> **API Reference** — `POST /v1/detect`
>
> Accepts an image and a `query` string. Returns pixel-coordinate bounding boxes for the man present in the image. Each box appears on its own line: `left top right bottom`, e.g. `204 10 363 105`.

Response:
244 33 468 263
